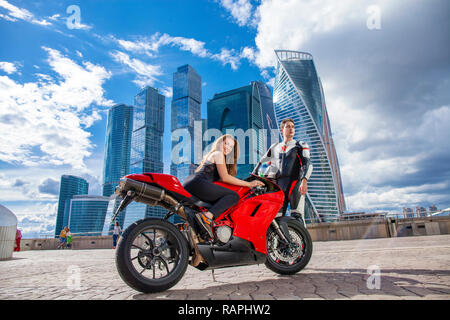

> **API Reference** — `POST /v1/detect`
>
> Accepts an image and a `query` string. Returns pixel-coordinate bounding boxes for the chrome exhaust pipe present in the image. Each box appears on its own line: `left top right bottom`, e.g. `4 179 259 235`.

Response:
115 177 186 220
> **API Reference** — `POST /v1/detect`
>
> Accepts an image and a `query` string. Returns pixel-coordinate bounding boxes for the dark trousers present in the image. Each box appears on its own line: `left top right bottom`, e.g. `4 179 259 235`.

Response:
277 177 301 216
183 176 240 218
113 234 119 247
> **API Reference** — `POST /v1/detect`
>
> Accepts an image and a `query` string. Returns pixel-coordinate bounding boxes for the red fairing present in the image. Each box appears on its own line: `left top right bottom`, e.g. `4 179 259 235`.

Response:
125 173 192 198
231 191 284 254
214 181 284 255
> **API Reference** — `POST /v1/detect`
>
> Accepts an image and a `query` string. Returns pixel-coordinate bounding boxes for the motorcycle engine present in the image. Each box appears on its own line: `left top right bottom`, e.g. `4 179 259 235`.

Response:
215 226 232 244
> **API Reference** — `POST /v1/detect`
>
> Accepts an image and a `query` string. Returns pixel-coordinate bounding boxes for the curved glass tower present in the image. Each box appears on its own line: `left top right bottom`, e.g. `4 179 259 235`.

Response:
273 50 345 222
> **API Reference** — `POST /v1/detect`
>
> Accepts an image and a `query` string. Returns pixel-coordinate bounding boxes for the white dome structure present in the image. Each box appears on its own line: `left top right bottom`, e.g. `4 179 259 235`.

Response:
0 204 18 260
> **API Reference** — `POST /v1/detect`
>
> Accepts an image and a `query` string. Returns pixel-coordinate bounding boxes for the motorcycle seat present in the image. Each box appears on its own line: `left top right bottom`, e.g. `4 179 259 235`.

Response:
186 195 213 209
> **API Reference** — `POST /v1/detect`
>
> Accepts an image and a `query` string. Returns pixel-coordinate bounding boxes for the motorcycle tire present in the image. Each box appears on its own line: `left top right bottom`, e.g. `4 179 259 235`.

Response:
265 219 313 275
116 218 189 293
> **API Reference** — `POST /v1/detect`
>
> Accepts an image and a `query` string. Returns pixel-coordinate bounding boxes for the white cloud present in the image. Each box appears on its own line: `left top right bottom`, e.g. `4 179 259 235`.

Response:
0 47 114 170
346 182 449 211
161 86 173 98
0 0 52 26
31 18 51 26
110 50 162 88
251 0 396 69
0 61 18 74
219 0 254 27
114 33 242 70
211 48 241 70
0 0 33 20
69 21 93 30
240 46 256 62
48 13 60 21
115 33 210 58
6 201 58 238
0 12 16 21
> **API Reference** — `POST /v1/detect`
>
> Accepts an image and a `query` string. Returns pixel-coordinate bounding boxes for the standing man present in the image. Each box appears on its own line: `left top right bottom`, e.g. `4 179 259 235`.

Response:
253 118 313 226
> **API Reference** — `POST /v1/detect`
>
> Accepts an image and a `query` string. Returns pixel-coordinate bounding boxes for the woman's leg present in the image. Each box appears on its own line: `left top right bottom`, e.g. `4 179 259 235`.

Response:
184 179 240 218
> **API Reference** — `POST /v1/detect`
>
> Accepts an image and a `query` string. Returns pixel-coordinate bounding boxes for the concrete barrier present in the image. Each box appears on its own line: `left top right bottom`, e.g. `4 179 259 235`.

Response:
17 216 450 249
20 236 114 251
308 216 450 241
393 216 449 237
307 219 390 241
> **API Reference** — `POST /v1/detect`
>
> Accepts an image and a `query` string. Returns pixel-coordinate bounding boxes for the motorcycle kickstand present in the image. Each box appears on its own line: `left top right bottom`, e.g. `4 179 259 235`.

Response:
211 269 216 282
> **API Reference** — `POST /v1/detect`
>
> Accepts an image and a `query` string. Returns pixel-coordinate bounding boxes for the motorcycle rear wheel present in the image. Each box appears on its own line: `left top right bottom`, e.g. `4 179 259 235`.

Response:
116 218 189 293
265 219 313 275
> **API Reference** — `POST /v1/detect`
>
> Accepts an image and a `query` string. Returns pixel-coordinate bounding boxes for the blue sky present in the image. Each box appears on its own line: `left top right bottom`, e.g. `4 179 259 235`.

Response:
1 0 449 237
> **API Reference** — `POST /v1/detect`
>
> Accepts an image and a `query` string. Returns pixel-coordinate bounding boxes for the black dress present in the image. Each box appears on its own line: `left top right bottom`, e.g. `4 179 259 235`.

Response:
182 160 240 218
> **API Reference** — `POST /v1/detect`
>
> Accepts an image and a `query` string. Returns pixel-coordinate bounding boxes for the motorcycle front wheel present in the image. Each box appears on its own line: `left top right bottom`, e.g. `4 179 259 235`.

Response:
115 218 189 293
265 219 313 275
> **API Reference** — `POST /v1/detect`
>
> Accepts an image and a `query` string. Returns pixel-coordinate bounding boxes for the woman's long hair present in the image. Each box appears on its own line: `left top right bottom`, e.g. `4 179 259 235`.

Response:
195 134 239 177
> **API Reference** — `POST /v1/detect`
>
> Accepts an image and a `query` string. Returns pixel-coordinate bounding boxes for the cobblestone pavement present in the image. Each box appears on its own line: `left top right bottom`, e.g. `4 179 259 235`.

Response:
1 235 449 300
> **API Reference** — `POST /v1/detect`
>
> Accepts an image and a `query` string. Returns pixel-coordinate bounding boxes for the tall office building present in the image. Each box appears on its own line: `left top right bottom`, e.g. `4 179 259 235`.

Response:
207 81 277 179
429 205 438 214
170 65 202 184
102 104 133 228
415 206 427 217
66 195 109 236
54 175 88 237
102 104 133 197
403 207 414 218
124 86 166 228
273 50 346 223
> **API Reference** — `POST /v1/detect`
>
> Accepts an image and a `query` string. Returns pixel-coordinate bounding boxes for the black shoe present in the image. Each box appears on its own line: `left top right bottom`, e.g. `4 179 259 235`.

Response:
291 213 305 226
195 213 214 239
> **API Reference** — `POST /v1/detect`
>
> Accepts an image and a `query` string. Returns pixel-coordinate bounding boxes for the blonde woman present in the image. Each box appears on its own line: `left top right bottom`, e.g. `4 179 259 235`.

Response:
183 134 264 237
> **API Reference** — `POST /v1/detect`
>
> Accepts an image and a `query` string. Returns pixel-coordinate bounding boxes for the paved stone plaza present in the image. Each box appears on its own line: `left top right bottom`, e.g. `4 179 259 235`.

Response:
0 235 449 300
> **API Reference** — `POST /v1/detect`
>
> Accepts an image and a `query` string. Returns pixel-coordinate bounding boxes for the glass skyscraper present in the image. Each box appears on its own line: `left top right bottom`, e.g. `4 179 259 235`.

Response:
55 175 88 237
102 104 133 197
207 81 277 179
170 65 202 184
102 104 133 228
273 50 346 222
124 86 166 228
66 195 109 236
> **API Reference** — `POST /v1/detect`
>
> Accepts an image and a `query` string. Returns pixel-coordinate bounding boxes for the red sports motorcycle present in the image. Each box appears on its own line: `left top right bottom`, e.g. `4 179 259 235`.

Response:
112 172 312 293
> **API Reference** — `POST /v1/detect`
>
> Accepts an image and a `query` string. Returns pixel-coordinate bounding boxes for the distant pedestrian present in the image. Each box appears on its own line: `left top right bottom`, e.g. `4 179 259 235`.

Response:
112 221 122 249
57 226 68 249
14 228 22 252
66 228 73 249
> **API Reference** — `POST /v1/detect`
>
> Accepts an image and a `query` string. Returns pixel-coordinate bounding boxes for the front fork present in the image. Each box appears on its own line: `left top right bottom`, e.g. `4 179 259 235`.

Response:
271 219 292 244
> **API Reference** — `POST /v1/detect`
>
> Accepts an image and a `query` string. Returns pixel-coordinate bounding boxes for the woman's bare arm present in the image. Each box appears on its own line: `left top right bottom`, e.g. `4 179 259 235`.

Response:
210 151 252 187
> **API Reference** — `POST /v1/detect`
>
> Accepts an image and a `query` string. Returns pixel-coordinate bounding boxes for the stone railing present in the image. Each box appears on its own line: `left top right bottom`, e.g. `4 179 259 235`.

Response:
19 235 113 251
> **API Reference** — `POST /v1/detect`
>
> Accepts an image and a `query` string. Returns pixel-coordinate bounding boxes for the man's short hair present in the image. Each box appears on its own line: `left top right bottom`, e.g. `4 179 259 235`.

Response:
280 118 295 130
